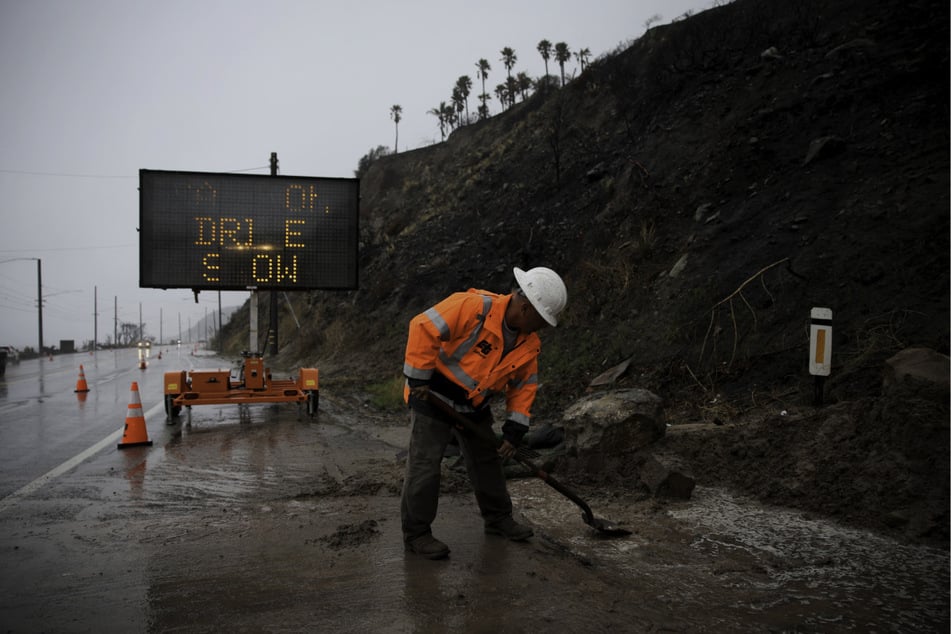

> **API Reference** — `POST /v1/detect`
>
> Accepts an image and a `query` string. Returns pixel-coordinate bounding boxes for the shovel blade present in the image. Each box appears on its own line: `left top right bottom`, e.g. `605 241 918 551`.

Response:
584 514 632 537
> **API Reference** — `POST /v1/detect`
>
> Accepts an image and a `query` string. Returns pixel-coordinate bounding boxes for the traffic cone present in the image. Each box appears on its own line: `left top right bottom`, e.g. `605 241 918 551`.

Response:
74 365 90 393
118 382 153 449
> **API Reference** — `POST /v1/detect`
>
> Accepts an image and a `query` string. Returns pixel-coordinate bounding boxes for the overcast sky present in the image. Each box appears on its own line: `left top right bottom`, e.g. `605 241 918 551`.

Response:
0 0 711 352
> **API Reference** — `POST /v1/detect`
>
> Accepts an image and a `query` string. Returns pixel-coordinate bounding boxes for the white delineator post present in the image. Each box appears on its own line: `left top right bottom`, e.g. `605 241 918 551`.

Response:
809 307 833 405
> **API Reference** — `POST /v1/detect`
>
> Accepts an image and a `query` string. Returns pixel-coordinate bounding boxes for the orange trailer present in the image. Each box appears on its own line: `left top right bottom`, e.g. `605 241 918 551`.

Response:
163 352 318 421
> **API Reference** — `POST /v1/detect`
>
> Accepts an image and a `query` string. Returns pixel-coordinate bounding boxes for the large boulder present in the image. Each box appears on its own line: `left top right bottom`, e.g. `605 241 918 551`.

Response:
558 389 696 498
562 388 665 457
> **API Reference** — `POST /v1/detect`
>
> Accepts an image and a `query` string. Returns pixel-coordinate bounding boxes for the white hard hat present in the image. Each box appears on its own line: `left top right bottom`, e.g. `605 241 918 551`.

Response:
513 266 567 327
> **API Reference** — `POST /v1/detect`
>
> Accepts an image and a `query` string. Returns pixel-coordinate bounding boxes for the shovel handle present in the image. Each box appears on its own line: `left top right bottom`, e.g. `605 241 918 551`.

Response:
424 394 596 524
511 454 596 524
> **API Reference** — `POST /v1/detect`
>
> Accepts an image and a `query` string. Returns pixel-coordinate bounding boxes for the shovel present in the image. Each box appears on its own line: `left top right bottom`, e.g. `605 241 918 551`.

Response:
423 394 632 537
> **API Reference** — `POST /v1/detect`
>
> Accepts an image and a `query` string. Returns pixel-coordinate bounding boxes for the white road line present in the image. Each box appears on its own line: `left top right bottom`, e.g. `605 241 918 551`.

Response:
0 400 166 514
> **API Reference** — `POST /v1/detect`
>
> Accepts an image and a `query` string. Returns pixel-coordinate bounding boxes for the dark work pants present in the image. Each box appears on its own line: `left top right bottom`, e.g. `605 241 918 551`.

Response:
401 408 513 542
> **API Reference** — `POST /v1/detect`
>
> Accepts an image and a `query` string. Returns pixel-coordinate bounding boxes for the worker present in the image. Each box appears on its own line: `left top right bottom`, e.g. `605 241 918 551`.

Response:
401 266 568 559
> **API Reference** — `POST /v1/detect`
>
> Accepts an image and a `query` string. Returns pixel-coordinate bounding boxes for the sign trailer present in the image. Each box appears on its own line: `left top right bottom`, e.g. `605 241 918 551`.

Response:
139 168 359 420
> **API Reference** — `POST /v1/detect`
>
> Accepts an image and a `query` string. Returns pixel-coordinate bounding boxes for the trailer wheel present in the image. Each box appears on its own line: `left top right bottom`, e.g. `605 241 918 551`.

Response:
306 390 319 417
165 394 182 422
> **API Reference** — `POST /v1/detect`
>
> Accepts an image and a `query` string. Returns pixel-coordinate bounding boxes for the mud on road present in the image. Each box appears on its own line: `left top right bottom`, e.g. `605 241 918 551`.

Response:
0 391 947 632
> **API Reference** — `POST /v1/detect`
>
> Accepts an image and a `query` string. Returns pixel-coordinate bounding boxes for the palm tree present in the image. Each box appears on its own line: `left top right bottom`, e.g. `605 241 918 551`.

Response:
450 87 465 128
505 76 519 107
455 75 473 123
475 59 491 119
442 102 457 131
500 47 517 80
575 47 591 73
428 102 448 141
537 39 552 79
516 72 533 101
389 104 402 153
477 100 490 120
494 83 507 110
554 42 571 86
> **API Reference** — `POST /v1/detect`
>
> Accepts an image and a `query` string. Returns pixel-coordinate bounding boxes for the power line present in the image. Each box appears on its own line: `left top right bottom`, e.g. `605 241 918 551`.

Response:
0 243 135 254
228 165 270 172
0 169 132 179
0 165 271 179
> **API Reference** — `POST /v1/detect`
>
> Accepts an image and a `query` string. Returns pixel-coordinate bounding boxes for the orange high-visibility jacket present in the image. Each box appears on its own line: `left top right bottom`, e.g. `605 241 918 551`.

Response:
403 289 541 426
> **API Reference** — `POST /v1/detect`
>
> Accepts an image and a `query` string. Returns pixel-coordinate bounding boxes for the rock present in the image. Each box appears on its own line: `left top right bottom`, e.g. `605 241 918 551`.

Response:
825 38 875 58
883 347 950 391
562 388 665 457
809 71 835 87
668 253 689 278
586 163 608 182
760 46 783 60
637 453 696 499
693 202 713 222
587 357 632 389
883 509 911 529
803 135 846 166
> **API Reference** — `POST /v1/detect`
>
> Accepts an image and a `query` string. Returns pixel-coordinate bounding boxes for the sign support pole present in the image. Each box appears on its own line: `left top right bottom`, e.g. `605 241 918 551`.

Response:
267 152 280 356
249 291 258 354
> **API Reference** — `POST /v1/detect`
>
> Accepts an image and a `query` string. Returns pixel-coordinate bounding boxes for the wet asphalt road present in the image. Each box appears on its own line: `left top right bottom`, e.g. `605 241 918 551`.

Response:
0 349 663 632
0 349 177 501
0 350 948 632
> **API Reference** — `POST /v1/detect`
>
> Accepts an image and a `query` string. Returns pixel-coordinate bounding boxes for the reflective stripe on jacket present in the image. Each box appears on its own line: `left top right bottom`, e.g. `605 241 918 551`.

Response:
403 289 541 426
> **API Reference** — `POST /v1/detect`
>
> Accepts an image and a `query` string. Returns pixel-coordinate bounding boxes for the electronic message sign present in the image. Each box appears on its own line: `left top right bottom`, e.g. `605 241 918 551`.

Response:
139 170 358 291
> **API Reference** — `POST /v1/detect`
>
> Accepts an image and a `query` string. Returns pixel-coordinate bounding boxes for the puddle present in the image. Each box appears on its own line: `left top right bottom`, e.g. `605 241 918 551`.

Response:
511 479 950 631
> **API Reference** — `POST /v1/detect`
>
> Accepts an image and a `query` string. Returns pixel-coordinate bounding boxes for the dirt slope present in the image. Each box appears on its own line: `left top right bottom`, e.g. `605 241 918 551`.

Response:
223 0 949 547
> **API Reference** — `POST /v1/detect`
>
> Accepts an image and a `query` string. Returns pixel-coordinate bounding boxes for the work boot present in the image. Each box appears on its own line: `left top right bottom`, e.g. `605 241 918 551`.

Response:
484 516 534 541
405 534 450 559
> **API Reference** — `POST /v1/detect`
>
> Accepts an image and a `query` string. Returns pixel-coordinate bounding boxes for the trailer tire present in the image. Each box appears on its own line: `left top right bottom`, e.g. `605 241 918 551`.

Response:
306 390 319 417
165 394 182 422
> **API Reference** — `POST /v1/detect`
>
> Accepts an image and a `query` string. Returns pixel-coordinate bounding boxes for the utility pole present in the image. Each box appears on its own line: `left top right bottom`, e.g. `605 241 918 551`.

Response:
36 259 43 354
0 258 43 353
0 258 44 353
93 286 98 351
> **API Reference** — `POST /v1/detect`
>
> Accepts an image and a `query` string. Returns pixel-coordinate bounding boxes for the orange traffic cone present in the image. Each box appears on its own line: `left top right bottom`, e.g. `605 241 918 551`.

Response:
118 382 153 449
74 365 90 393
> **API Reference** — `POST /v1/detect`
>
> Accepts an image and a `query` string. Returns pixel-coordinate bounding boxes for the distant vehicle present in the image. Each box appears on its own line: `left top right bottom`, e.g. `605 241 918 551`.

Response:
0 346 19 364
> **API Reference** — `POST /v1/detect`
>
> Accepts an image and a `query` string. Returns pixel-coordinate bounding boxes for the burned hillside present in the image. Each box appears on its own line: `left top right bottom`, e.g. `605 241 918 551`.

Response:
222 0 950 546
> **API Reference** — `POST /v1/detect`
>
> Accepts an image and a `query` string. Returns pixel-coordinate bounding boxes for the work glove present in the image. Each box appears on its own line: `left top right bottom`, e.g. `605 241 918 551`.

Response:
406 378 431 408
501 419 528 448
